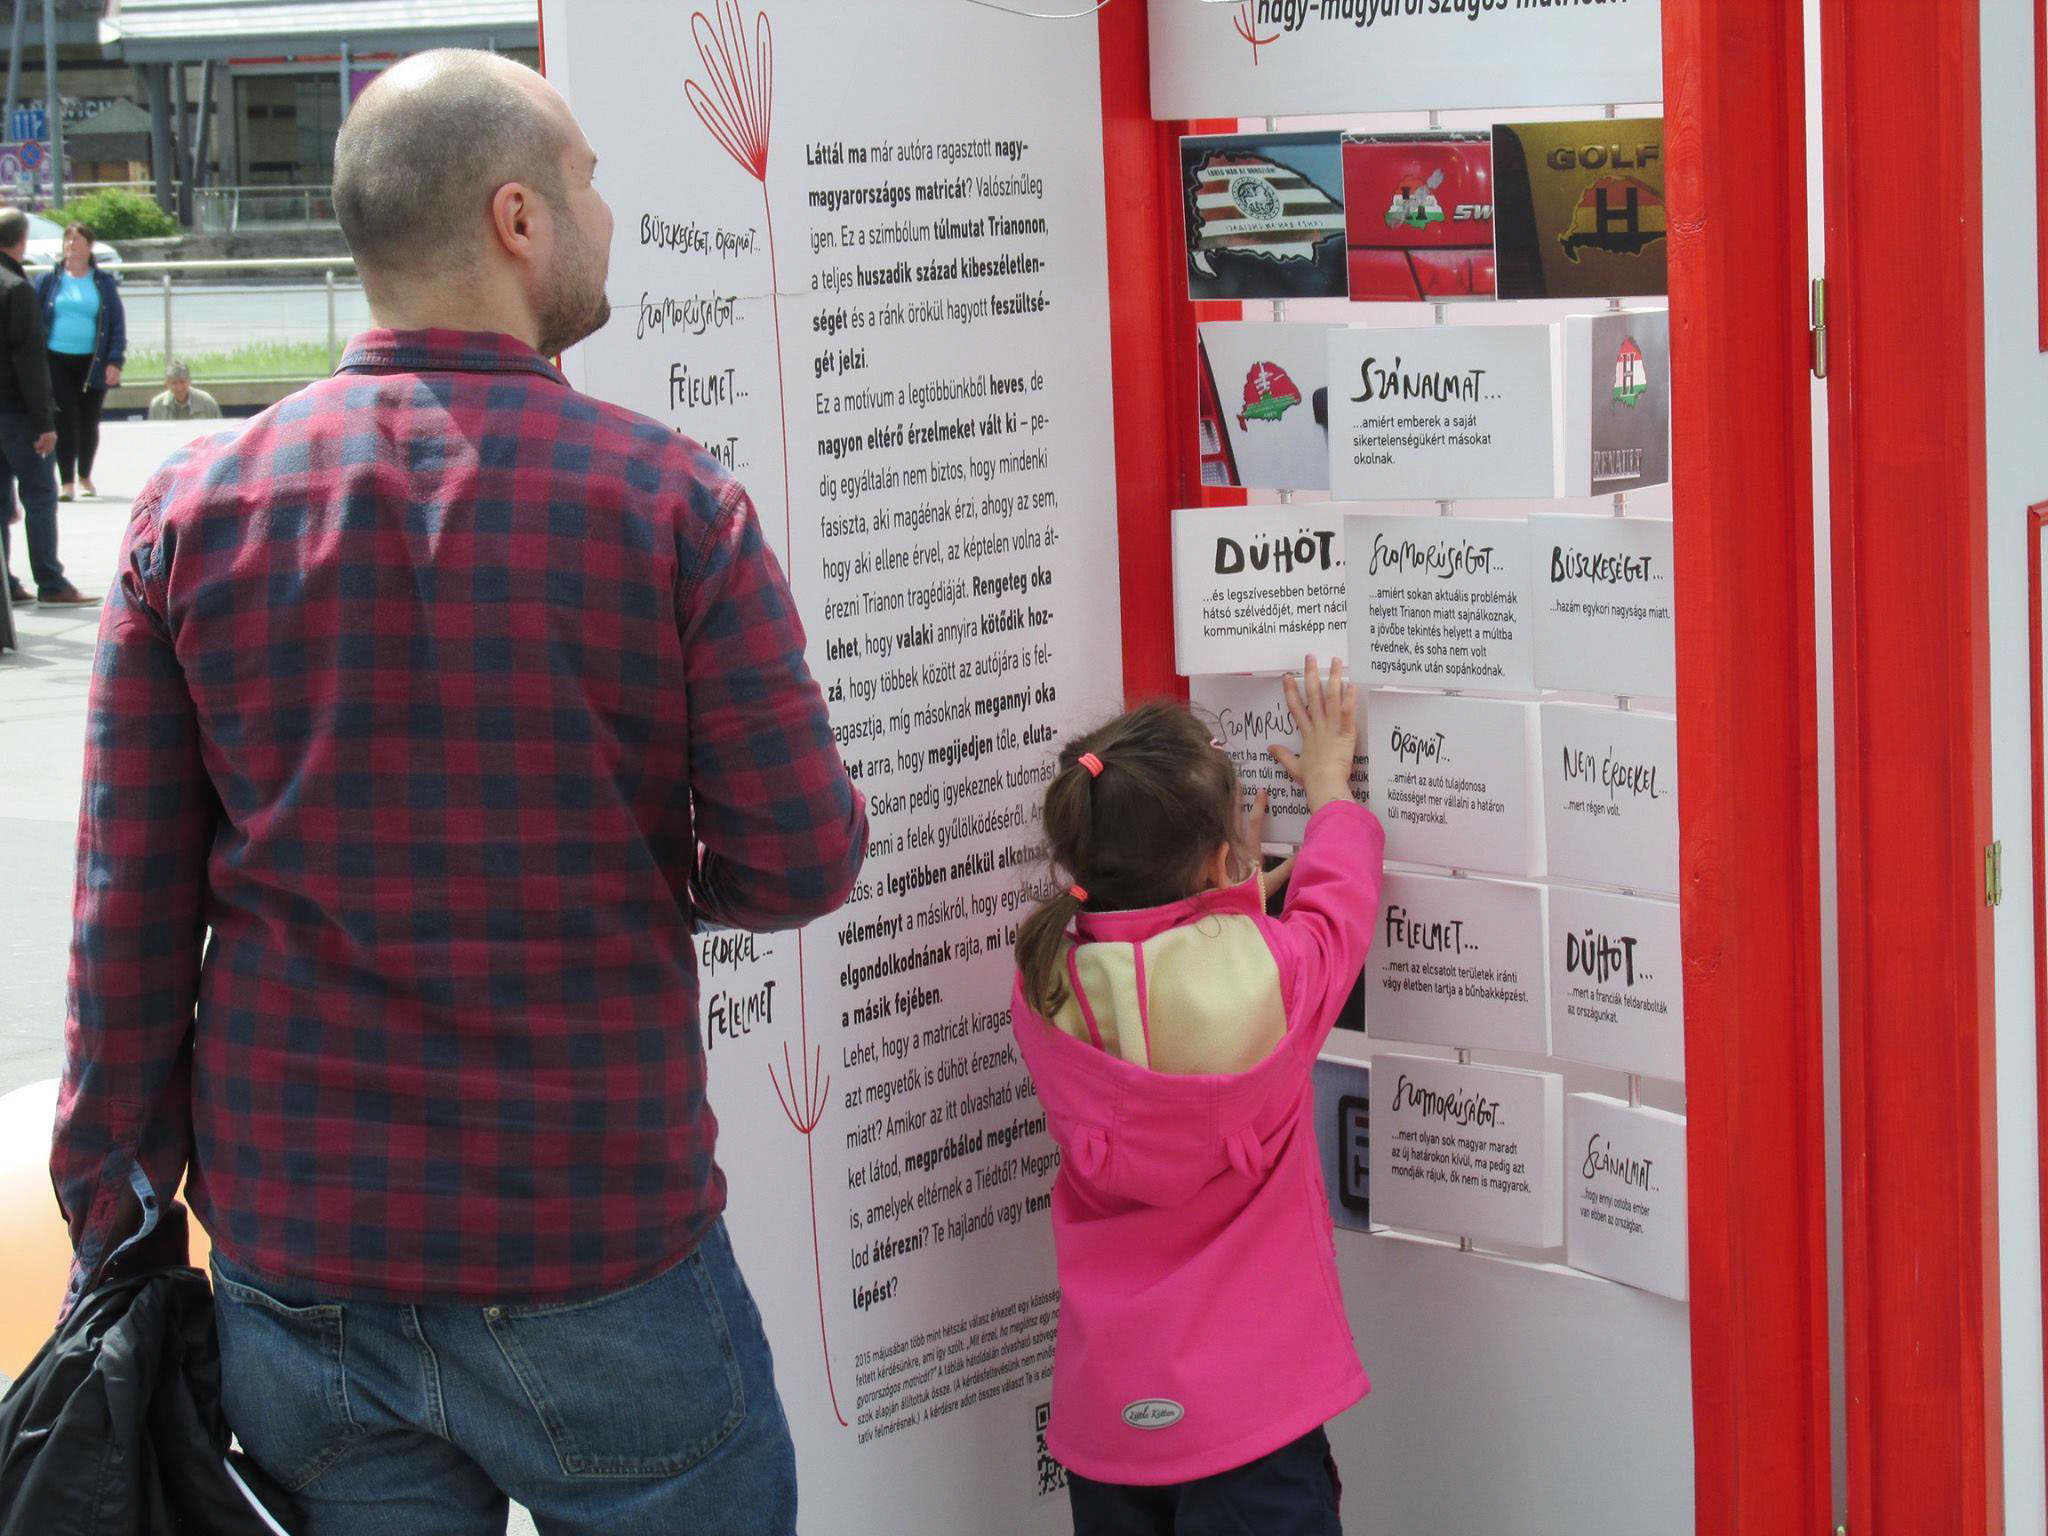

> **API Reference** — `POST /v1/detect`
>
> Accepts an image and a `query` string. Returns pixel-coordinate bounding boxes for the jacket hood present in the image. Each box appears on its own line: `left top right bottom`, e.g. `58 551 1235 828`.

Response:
1015 871 1312 1211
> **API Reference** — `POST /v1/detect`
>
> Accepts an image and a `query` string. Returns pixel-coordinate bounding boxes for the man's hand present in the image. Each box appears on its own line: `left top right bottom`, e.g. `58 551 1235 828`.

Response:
104 365 122 390
34 431 55 456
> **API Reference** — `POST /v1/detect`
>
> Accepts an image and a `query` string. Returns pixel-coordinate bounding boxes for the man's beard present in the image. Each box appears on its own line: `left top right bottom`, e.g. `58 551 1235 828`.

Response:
539 290 610 358
536 216 612 357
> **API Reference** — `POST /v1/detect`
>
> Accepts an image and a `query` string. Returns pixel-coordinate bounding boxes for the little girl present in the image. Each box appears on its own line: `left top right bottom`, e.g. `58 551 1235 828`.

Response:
1011 658 1385 1536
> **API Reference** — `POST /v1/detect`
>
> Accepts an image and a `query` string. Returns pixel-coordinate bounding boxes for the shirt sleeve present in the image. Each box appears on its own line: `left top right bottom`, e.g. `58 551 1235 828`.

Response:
102 273 125 367
51 490 218 1305
1273 800 1386 1050
682 481 867 931
11 279 53 434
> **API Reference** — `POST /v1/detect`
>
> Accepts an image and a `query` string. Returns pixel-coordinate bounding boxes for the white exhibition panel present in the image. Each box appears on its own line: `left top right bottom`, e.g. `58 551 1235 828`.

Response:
1329 1231 1695 1536
546 3 1119 1528
1976 2 2048 1518
542 1 1698 1526
1348 513 1537 693
1146 0 1664 120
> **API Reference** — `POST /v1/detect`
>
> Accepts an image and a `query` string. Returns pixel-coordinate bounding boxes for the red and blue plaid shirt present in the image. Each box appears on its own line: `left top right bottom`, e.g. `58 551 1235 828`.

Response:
53 328 866 1305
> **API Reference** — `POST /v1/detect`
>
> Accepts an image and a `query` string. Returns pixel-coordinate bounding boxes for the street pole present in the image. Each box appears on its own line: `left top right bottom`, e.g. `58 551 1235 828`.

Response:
172 61 189 223
40 0 62 206
142 65 171 214
4 4 28 129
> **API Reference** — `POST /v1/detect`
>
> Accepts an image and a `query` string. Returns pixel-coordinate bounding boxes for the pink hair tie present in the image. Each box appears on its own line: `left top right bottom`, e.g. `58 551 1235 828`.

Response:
1069 883 1089 903
1077 752 1104 778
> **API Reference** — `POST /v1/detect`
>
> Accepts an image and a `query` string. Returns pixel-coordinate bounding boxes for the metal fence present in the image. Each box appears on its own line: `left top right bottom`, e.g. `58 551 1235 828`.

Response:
108 257 365 383
194 186 339 234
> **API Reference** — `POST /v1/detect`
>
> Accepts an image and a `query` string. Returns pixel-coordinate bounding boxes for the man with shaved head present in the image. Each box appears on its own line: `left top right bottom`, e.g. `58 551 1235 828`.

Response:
53 49 861 1535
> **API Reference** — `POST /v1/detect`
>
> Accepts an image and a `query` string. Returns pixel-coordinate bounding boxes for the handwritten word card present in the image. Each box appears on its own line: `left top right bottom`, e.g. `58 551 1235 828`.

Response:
1328 324 1557 501
1173 504 1348 676
1371 1054 1564 1249
1530 514 1674 698
1190 672 1372 844
1566 1095 1689 1300
1368 691 1541 876
1366 872 1548 1053
1540 703 1678 896
1348 514 1536 693
1547 885 1685 1082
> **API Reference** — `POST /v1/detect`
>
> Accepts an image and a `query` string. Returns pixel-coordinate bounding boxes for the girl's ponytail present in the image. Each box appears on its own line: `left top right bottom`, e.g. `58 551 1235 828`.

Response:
1016 886 1084 1021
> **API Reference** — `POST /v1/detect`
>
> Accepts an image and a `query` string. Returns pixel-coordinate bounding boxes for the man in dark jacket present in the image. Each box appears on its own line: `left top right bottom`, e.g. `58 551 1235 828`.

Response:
0 208 88 606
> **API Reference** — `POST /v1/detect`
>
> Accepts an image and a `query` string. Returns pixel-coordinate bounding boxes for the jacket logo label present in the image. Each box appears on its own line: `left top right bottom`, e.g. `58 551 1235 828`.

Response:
1122 1399 1186 1430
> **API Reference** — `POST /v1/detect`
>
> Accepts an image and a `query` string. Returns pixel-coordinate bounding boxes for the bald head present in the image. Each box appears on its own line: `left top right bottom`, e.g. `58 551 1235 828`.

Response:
335 51 572 279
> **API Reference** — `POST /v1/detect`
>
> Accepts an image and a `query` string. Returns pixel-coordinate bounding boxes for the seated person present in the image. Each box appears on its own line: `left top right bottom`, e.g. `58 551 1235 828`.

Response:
146 359 220 421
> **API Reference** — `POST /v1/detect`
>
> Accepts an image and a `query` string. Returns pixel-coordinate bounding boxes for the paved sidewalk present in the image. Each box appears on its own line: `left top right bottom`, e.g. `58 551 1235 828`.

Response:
0 421 221 1094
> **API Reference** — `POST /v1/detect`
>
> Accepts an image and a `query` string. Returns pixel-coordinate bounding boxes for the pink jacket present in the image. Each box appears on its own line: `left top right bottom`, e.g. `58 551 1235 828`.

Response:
1011 800 1386 1486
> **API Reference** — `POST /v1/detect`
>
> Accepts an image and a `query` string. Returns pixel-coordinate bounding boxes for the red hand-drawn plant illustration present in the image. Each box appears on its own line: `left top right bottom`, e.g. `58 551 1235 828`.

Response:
1235 1 1279 64
766 1028 846 1427
686 1 793 552
688 2 849 1431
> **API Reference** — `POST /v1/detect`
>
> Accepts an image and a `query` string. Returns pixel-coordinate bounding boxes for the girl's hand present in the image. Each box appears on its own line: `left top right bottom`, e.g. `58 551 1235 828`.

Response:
1268 655 1359 814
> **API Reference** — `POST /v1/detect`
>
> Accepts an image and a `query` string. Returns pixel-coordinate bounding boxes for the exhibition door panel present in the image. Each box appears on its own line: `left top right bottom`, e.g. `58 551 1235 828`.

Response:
1139 1 1833 1532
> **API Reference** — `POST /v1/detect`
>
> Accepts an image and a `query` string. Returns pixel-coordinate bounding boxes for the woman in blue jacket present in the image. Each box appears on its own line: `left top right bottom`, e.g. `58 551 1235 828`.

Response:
36 224 125 500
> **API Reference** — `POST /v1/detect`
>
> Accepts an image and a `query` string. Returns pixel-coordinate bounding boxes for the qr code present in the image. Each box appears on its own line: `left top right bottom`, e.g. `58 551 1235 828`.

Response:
1035 1401 1067 1496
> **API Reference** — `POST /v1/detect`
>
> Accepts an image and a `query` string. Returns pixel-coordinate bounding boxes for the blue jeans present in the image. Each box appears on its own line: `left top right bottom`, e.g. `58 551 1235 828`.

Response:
0 410 61 590
211 1220 798 1536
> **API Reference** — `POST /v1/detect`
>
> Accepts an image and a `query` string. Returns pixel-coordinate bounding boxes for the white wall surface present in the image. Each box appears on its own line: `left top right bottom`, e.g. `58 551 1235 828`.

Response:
1978 0 2048 1526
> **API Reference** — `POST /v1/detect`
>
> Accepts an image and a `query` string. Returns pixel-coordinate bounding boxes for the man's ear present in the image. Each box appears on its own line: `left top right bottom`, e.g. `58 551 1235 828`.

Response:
489 182 542 264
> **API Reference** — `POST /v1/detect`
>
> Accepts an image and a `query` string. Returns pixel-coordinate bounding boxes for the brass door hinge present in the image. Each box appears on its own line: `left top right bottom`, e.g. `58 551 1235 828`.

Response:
1987 841 2004 907
1811 277 1829 379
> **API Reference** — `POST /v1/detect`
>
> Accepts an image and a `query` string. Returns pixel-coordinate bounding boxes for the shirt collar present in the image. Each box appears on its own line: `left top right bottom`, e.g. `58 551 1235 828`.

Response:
335 328 568 386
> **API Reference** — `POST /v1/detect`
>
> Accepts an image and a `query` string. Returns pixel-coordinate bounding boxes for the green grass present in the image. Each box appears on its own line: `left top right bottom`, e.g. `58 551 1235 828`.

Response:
124 339 338 384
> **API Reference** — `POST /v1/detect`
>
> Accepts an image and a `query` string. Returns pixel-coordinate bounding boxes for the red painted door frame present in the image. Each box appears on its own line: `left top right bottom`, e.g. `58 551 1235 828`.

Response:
1097 0 1235 703
1820 1 2003 1532
1662 0 1836 1528
1100 4 1839 1531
